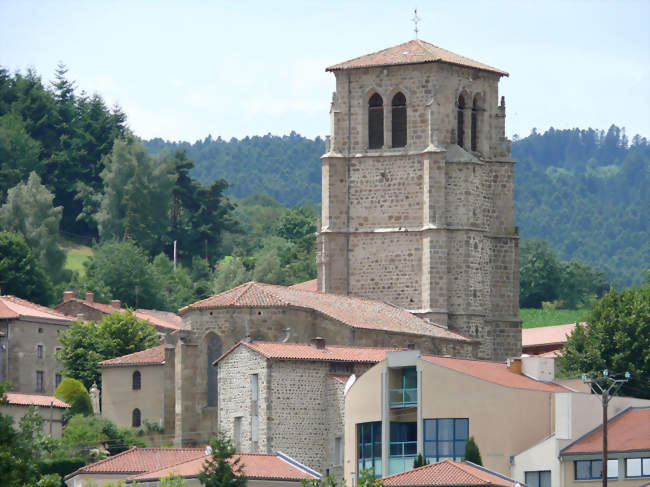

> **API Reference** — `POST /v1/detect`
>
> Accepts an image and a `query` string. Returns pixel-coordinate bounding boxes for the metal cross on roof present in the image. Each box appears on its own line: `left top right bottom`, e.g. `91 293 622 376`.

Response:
411 9 421 38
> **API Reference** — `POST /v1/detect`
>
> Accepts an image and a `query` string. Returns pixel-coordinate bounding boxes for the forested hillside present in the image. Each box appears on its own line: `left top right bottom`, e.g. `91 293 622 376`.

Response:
146 126 649 287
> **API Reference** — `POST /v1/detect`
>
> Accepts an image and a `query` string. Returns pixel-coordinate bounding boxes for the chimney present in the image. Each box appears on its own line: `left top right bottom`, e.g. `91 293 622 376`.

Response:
507 357 522 375
521 355 555 382
110 299 121 308
310 337 326 350
63 291 75 302
407 343 416 350
85 292 94 302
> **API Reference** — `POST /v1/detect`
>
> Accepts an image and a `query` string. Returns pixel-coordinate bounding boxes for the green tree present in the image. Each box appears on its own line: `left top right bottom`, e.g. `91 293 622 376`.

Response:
62 415 144 459
83 240 164 309
214 257 250 294
57 311 158 389
464 436 483 464
519 239 563 308
558 284 650 398
159 474 187 487
54 378 92 417
199 433 247 487
274 204 317 243
151 253 196 311
0 113 42 200
0 172 67 283
0 231 54 304
413 453 428 468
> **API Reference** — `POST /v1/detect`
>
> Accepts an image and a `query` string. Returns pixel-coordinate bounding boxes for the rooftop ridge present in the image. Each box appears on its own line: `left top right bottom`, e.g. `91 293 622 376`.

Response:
1 295 72 320
98 345 166 366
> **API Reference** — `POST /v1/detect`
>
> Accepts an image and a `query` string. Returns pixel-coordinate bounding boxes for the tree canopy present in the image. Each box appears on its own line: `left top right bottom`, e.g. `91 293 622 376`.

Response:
558 283 650 398
199 433 247 487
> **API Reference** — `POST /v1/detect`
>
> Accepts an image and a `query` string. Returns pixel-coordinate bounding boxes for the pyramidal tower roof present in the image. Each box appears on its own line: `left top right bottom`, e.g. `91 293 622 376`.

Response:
326 39 508 76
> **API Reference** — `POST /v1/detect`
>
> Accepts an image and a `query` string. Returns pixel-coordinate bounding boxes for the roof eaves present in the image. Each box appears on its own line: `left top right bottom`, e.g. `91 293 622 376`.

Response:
559 406 635 455
65 447 139 480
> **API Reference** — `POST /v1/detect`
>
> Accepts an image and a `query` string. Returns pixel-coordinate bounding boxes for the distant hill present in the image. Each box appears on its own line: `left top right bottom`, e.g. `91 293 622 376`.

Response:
144 125 649 287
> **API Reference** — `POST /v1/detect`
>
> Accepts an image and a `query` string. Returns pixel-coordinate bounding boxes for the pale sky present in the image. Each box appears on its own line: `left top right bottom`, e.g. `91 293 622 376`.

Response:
1 0 649 142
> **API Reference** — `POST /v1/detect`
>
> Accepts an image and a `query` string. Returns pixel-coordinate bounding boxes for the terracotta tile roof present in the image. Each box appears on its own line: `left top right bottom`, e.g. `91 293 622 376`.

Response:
3 392 70 409
0 295 72 322
326 39 508 76
127 452 317 482
181 282 470 342
522 323 582 347
67 447 206 477
383 459 517 486
134 309 184 332
99 345 166 367
216 340 405 365
423 355 567 392
57 298 183 332
561 407 650 455
289 279 318 291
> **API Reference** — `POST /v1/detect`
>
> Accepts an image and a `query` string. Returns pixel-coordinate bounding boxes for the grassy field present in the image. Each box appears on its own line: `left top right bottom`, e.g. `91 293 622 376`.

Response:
520 308 590 329
62 240 93 274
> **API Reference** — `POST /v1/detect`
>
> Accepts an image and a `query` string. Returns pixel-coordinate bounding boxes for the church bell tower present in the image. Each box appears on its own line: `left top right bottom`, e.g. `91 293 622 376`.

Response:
317 39 521 361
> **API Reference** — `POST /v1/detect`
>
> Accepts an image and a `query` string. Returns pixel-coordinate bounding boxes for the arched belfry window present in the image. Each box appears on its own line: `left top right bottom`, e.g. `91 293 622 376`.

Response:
206 335 222 407
132 370 141 390
132 408 141 427
368 93 384 149
457 95 466 147
391 92 407 148
471 96 479 152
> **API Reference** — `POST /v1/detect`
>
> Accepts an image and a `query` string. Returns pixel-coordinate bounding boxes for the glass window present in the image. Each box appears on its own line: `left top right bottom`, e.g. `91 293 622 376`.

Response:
251 415 259 442
132 370 141 390
423 418 469 462
36 371 44 392
626 457 650 477
55 373 62 388
457 95 466 147
525 470 551 487
132 408 141 427
36 345 44 359
357 422 382 477
576 459 618 479
251 374 258 401
391 92 407 148
334 437 343 465
368 94 384 149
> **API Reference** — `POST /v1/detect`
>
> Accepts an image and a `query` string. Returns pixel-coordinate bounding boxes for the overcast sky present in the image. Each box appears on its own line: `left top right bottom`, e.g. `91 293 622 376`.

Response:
1 0 649 142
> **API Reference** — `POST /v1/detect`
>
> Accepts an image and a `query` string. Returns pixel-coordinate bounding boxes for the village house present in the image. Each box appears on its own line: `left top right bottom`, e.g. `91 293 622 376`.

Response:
0 391 70 438
64 447 319 487
343 350 650 484
0 295 72 394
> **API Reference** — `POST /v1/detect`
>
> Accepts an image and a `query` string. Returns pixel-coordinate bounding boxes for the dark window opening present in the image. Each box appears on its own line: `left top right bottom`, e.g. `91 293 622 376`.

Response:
132 408 141 427
368 93 384 149
207 335 222 407
55 374 62 388
423 418 469 462
132 370 141 390
471 96 479 151
391 92 407 148
36 371 44 392
457 95 466 147
37 344 44 359
357 421 382 477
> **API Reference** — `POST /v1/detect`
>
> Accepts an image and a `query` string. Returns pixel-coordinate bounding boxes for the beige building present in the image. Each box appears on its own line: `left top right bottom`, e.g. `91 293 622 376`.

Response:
0 391 70 438
65 447 318 487
0 295 72 394
99 345 174 432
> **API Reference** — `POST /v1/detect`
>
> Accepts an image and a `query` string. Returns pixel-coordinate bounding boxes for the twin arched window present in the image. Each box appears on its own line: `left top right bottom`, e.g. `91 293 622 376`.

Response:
368 92 407 149
132 408 141 427
458 94 481 151
132 371 141 390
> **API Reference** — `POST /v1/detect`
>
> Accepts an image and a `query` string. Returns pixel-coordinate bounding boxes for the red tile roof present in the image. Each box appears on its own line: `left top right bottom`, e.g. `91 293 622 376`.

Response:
561 407 650 454
522 323 582 347
216 340 404 365
127 452 317 482
3 392 70 409
289 279 318 291
67 448 206 477
0 295 72 322
99 345 166 367
56 298 183 332
423 355 567 392
181 282 469 342
326 39 508 76
383 459 517 486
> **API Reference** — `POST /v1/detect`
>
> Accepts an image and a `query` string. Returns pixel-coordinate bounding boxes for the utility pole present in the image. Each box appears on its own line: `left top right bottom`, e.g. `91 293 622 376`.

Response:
582 369 630 487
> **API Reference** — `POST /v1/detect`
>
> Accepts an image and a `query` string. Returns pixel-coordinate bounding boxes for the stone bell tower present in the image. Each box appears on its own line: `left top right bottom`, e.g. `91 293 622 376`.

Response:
317 39 521 361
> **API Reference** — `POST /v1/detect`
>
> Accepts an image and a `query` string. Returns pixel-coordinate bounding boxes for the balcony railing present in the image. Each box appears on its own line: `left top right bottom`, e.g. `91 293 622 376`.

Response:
389 387 417 407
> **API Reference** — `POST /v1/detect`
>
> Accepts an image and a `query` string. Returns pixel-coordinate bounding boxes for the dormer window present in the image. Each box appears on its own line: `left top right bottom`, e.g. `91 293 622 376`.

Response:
368 93 384 149
391 92 407 148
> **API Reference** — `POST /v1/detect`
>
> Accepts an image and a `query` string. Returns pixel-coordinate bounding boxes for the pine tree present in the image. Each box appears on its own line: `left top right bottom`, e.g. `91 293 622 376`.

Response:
465 436 483 465
413 453 429 468
198 433 247 487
